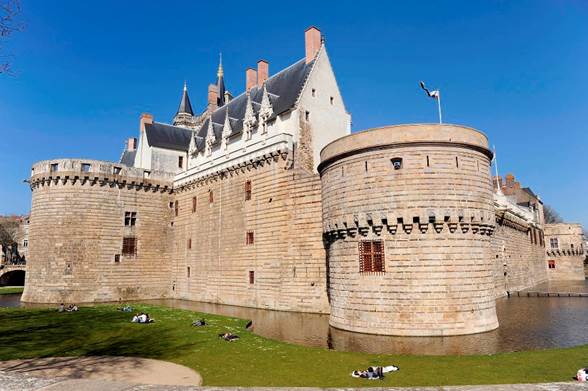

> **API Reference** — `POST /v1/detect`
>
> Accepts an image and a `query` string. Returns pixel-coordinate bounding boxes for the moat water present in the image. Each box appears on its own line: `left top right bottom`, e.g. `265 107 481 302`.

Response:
3 280 588 355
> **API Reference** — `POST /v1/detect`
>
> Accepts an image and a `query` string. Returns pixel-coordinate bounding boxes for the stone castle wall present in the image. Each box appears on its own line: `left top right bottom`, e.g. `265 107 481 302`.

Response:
319 124 499 336
545 223 585 281
22 159 174 303
491 214 547 297
171 140 330 313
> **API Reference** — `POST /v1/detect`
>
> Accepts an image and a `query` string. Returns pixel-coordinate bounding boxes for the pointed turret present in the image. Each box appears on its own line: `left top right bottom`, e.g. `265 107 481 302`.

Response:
173 82 197 129
216 53 226 107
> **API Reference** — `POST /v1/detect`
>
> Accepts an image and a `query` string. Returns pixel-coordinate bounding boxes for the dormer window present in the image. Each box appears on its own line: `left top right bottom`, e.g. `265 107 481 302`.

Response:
81 163 91 173
50 163 58 172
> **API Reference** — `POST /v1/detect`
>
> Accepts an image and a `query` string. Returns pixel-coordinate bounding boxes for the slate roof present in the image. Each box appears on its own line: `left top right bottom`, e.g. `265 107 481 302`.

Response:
120 150 136 166
177 87 194 115
194 58 314 151
145 122 193 151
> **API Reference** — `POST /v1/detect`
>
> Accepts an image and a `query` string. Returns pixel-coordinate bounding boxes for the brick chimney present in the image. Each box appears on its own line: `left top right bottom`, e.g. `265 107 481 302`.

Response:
127 137 137 151
246 68 257 92
257 60 268 87
305 26 321 64
139 113 153 133
208 84 218 111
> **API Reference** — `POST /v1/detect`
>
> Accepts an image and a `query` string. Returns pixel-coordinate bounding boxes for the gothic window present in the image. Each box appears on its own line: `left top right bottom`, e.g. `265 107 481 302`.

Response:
550 238 559 249
548 260 556 269
124 212 137 226
359 240 385 273
192 197 197 213
122 237 137 256
245 180 252 201
246 231 254 245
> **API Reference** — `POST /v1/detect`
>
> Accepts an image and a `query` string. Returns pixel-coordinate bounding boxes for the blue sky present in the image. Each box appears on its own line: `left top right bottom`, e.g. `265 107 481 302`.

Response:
0 1 587 227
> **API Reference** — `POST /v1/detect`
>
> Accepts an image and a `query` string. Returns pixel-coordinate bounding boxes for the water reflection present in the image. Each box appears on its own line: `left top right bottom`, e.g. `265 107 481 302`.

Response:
4 286 588 355
147 295 588 355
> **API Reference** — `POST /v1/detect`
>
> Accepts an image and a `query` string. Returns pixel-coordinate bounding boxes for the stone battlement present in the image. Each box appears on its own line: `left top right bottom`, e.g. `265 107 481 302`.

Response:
30 159 174 192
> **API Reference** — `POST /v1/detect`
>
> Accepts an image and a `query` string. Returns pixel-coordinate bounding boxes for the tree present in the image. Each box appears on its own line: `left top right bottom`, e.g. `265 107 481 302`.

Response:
543 204 563 224
0 0 22 74
0 217 18 262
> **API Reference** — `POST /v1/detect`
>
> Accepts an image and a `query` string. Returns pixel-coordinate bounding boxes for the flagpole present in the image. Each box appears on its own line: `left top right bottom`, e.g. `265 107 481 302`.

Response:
437 92 443 124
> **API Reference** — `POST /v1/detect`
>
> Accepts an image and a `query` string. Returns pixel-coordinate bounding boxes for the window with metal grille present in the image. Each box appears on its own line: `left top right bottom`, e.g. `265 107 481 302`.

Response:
246 231 254 245
358 240 385 273
245 180 252 201
249 270 254 284
174 201 179 216
192 197 197 213
548 260 556 269
122 237 137 256
124 211 137 226
550 238 559 249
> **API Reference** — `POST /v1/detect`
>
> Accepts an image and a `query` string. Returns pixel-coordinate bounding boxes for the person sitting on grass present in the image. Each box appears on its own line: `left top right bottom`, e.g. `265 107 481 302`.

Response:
192 319 206 327
351 365 399 379
58 303 65 312
65 304 79 312
218 332 239 341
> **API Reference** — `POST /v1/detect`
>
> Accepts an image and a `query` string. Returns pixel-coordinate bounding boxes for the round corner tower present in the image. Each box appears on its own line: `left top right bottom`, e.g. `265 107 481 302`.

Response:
318 124 499 336
22 159 174 304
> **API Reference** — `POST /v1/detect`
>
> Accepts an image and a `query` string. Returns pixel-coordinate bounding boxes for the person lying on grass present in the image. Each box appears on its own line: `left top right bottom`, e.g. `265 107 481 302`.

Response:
131 312 155 323
218 332 239 341
192 319 206 327
351 365 399 379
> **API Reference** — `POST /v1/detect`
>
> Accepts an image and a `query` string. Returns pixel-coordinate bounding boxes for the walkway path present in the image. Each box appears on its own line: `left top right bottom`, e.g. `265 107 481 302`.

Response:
0 369 587 391
519 280 588 297
0 356 201 390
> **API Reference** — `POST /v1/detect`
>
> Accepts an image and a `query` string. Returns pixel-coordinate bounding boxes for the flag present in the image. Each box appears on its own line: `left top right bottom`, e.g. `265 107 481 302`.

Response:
419 81 439 99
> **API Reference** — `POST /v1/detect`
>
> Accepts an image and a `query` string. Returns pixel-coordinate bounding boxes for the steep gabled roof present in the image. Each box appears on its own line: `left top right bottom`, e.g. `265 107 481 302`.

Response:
194 57 314 151
119 150 136 166
145 122 192 151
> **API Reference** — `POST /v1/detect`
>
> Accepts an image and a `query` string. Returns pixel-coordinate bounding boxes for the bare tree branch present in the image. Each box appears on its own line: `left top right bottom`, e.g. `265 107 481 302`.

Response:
0 0 22 75
543 204 564 224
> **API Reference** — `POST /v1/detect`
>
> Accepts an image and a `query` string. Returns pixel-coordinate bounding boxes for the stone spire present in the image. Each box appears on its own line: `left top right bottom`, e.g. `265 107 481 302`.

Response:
173 82 197 129
221 110 232 150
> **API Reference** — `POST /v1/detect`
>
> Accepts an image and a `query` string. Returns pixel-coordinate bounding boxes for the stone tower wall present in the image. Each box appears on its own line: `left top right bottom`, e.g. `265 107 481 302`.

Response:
319 124 499 336
22 159 174 303
491 216 547 297
544 223 585 281
171 144 329 313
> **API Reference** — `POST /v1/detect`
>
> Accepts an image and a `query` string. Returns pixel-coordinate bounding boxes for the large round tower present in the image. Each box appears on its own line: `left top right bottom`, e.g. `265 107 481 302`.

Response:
318 124 498 336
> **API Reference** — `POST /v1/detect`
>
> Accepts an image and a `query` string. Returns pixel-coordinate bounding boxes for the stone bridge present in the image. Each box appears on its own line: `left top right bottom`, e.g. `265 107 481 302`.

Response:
0 263 26 286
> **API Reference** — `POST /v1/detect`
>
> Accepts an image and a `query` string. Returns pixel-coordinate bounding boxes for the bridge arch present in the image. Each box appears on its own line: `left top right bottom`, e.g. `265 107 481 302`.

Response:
0 269 25 286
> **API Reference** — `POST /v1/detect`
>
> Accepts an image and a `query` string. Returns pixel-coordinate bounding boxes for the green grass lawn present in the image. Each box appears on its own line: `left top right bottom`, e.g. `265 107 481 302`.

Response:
0 286 24 295
0 304 583 387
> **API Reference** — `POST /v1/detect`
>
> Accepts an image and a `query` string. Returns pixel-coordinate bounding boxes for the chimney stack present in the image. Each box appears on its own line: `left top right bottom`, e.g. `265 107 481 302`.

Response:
305 26 321 64
127 137 137 151
139 113 153 133
246 68 257 92
257 60 268 87
208 84 219 111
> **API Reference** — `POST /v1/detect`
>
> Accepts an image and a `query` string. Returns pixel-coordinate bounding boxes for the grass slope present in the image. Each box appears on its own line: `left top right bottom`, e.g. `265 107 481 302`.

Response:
0 287 24 295
0 304 583 387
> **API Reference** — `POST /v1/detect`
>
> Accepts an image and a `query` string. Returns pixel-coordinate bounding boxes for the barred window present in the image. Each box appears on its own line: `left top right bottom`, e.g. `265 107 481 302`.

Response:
249 270 255 284
124 211 137 226
359 240 385 273
245 180 252 201
122 237 137 256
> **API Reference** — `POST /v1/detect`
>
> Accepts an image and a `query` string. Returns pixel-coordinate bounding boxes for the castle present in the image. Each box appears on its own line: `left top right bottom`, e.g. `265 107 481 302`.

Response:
22 27 586 337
